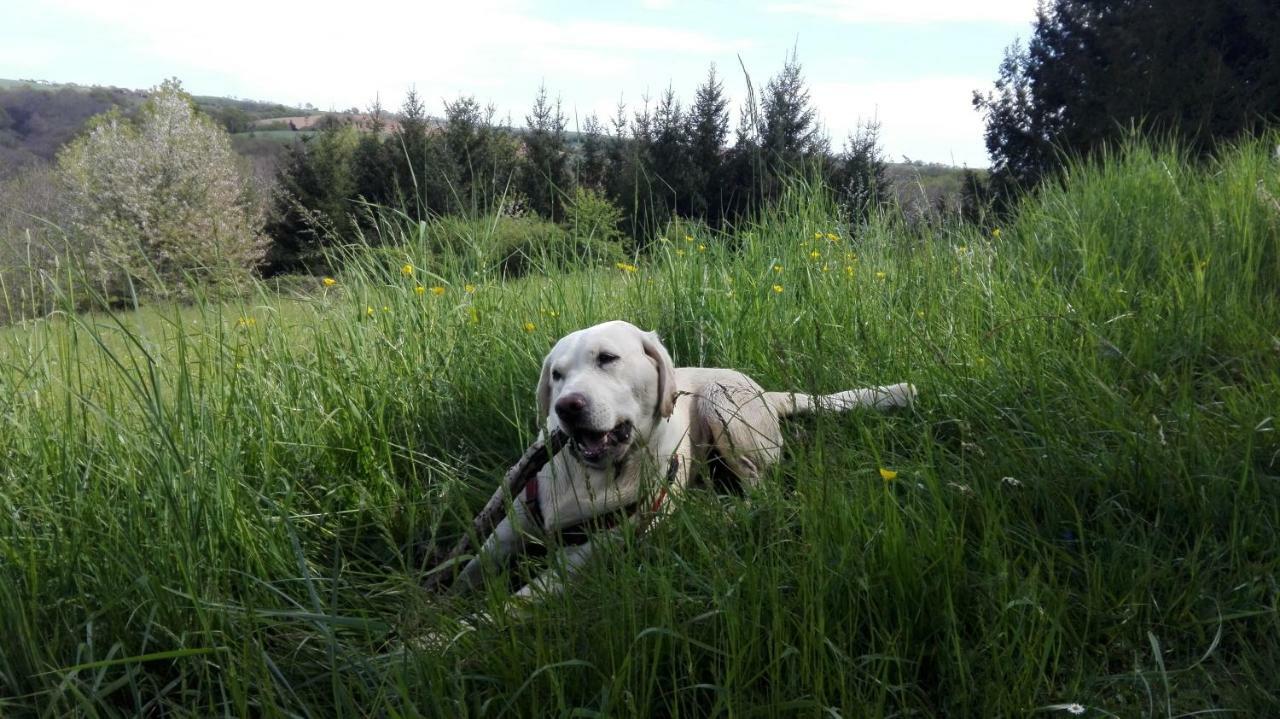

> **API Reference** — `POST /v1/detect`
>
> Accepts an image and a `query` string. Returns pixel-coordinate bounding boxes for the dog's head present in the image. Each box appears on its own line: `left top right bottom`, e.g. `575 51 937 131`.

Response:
536 320 676 468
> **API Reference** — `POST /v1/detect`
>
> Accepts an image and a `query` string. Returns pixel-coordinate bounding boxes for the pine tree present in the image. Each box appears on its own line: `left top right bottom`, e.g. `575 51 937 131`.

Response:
352 96 392 209
759 51 825 185
958 169 991 226
975 0 1280 198
686 64 730 225
723 96 763 225
650 85 691 219
578 113 609 192
833 119 890 220
520 84 570 220
444 95 517 214
390 87 451 218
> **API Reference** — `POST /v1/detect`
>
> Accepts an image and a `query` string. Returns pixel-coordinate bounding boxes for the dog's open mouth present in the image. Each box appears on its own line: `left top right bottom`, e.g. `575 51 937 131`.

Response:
570 421 633 465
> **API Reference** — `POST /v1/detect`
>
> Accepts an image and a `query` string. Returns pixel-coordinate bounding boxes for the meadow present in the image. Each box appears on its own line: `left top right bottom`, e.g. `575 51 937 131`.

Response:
0 139 1277 716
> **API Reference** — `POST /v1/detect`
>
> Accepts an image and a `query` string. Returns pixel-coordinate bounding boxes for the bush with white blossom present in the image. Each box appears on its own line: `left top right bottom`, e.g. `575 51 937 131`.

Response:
58 78 266 299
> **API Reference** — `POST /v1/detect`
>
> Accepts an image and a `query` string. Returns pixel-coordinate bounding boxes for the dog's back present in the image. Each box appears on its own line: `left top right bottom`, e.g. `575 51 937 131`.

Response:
675 368 916 489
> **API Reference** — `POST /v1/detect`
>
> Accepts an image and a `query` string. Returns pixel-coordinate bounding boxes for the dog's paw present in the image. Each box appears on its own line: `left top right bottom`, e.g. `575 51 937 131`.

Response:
394 616 481 655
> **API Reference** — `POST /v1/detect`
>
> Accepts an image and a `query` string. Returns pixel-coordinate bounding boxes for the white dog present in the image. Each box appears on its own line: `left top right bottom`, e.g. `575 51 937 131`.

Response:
451 320 915 600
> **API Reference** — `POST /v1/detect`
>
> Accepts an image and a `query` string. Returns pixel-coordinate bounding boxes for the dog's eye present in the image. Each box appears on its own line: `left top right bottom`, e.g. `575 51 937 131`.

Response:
551 370 563 382
597 352 619 367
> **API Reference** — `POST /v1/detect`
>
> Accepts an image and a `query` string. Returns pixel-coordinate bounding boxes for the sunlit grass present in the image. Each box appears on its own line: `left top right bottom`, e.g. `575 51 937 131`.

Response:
0 137 1277 716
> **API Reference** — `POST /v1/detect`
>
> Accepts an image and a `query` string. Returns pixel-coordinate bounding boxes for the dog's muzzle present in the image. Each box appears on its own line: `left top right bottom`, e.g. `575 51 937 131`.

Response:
569 421 633 465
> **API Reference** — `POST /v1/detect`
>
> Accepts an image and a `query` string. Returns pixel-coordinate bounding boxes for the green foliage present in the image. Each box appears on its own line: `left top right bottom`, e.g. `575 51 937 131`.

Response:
443 95 519 215
485 214 624 278
758 52 826 185
648 85 692 221
268 122 362 273
576 113 610 191
564 186 625 246
520 84 570 221
0 163 67 322
1 136 1279 714
975 1 1280 197
832 119 890 219
685 64 731 225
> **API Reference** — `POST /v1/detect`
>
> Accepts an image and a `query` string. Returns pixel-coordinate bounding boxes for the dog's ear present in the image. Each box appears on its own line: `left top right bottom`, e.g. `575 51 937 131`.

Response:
536 347 556 421
641 330 677 419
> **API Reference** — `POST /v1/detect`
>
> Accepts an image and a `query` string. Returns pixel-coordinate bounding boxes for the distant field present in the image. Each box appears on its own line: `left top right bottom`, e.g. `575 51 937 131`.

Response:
232 128 318 142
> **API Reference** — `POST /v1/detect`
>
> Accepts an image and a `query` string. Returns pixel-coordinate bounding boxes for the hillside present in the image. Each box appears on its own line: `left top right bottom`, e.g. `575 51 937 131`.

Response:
0 78 308 177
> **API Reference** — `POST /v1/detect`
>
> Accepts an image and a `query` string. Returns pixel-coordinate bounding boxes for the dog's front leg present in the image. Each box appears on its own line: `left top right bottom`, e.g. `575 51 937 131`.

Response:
451 496 540 594
509 527 627 604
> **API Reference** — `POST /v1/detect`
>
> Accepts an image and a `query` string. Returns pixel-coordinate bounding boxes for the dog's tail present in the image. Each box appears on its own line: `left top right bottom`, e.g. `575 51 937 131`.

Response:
765 382 916 419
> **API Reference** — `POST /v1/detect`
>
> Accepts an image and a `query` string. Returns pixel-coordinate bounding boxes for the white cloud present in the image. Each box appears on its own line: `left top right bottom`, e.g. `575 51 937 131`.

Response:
812 76 990 166
768 0 1036 25
40 0 747 113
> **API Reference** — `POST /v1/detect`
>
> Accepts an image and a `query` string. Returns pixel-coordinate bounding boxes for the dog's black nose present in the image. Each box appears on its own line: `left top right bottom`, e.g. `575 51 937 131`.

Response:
555 393 589 422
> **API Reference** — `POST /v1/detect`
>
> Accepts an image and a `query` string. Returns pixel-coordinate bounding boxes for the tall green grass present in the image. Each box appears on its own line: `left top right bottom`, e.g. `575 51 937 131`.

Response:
1 138 1277 716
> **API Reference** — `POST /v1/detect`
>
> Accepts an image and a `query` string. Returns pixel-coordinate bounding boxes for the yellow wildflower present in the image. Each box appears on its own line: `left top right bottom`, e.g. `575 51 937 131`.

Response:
414 285 426 295
401 263 414 277
821 264 829 272
846 252 857 261
875 271 887 280
879 468 898 481
917 310 926 318
615 262 638 273
991 228 1002 239
684 235 694 243
465 283 477 293
523 321 536 333
844 265 854 275
236 316 256 327
809 250 821 260
382 306 390 313
773 263 783 273
366 306 375 317
676 249 686 257
430 286 446 296
814 231 823 240
772 284 784 294
826 233 839 243
322 277 337 287
698 244 706 253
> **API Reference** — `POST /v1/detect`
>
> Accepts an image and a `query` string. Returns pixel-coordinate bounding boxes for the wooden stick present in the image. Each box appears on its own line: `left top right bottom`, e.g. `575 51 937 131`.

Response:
424 429 568 593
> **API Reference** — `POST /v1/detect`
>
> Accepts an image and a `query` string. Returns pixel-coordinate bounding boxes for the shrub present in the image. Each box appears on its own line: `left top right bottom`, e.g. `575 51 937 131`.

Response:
564 186 625 245
0 163 67 323
485 215 625 278
58 79 267 300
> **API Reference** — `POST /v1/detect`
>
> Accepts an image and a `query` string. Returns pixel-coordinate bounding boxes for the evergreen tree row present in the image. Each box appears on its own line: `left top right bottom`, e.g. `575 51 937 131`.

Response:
267 55 890 274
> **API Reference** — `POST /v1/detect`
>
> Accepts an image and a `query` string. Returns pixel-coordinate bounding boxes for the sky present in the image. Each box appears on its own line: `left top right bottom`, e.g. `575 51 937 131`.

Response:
1 0 1041 167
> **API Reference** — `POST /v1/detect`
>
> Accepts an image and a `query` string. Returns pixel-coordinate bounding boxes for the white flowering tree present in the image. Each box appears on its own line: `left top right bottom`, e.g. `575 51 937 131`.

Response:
58 79 266 299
